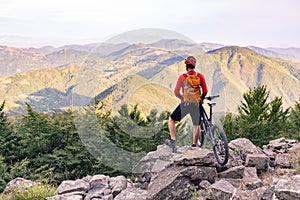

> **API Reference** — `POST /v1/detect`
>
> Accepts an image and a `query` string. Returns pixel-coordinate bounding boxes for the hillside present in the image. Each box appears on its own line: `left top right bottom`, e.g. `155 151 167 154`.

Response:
203 46 300 111
0 64 80 114
1 42 300 115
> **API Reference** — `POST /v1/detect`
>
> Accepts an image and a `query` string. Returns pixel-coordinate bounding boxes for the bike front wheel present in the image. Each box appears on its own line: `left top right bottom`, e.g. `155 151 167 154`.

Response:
212 125 229 166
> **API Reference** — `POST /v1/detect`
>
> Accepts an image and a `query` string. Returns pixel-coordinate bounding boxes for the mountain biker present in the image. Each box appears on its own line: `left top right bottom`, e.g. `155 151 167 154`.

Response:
166 56 208 152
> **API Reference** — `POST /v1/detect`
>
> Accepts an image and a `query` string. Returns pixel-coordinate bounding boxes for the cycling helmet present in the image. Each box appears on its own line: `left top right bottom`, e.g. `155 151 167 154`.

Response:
184 56 196 67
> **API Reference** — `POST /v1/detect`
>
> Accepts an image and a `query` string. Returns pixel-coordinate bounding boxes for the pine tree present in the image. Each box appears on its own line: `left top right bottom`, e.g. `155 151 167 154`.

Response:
0 101 19 163
290 97 300 141
223 86 291 146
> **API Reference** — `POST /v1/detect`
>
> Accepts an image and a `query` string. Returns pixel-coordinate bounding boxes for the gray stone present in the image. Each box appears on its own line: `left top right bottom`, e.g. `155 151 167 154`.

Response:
109 176 127 197
3 177 36 195
89 174 110 189
173 148 215 166
275 153 291 168
47 194 84 200
199 180 211 190
229 138 261 160
218 165 245 179
147 165 217 200
209 179 236 200
56 179 90 195
215 178 242 188
245 153 269 170
132 145 174 180
242 167 263 190
114 187 147 200
274 175 300 200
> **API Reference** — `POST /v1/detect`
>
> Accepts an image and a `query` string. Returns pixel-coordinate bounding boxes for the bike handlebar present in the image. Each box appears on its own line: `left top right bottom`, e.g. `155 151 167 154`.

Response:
206 95 220 101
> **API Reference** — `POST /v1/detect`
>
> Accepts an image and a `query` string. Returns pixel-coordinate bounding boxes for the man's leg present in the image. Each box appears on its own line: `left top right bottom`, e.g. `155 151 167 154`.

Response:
193 125 200 146
166 104 183 153
168 117 176 140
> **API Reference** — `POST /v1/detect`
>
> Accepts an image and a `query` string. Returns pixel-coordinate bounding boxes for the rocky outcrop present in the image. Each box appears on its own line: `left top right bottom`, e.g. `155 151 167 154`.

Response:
3 138 300 200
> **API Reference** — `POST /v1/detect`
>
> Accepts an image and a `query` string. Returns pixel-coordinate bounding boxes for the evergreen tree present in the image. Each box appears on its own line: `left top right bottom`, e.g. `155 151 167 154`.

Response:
290 97 300 141
104 104 170 153
0 101 20 164
223 86 291 146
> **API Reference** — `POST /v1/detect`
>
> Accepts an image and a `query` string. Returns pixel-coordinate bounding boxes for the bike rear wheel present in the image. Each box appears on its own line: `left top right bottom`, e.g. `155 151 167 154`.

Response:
212 125 229 166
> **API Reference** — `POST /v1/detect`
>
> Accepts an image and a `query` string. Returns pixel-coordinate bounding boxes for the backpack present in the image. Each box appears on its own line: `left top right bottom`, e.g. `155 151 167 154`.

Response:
183 73 201 103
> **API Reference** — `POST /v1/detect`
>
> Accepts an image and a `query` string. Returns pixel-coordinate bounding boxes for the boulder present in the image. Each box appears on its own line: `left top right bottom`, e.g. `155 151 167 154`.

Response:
114 186 147 200
147 165 217 199
109 176 127 197
3 177 36 195
173 148 215 166
46 194 84 200
56 179 90 196
209 179 236 200
131 145 175 183
275 153 291 168
245 153 268 170
274 175 300 200
288 143 300 169
218 165 245 179
228 138 261 160
242 167 263 190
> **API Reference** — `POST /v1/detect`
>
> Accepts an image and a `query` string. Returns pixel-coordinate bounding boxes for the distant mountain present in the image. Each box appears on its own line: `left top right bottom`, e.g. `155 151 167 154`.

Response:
148 39 224 53
1 42 300 116
0 46 92 76
248 46 300 62
0 64 80 114
204 46 300 110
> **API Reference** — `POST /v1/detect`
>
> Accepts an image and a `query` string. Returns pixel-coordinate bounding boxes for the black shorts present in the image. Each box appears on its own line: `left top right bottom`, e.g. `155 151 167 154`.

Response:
170 102 201 125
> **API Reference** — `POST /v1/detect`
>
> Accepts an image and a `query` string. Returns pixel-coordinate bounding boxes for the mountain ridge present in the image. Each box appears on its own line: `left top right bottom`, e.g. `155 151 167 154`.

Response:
1 41 300 115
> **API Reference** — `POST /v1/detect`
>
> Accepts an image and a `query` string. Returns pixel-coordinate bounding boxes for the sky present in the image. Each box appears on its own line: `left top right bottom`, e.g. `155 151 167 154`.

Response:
0 0 299 48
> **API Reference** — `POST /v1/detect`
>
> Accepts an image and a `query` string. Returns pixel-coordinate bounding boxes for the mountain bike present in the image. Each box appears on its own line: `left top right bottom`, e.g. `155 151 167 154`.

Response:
198 95 229 166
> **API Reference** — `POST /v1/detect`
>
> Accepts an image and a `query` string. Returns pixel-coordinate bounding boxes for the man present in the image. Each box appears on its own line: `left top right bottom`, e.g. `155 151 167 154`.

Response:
166 56 208 152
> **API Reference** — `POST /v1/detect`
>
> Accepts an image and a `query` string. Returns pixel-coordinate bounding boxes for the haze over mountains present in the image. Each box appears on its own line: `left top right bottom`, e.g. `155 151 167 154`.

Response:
1 39 300 116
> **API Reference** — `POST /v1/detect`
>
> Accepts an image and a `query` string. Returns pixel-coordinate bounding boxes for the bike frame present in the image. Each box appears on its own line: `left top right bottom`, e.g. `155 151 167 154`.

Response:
199 95 219 146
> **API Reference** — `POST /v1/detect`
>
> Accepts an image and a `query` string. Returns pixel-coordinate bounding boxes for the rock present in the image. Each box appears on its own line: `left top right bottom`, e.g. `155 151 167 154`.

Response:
56 179 90 196
215 178 242 188
46 194 84 200
275 153 291 168
227 149 244 167
147 165 217 199
269 137 289 150
242 167 263 190
288 143 300 169
109 176 127 197
114 186 147 200
180 166 218 183
89 175 110 189
245 153 269 170
274 175 300 200
173 148 215 166
218 165 245 179
260 186 275 200
132 145 175 182
234 186 267 200
10 138 299 200
209 179 236 200
3 177 36 195
228 138 261 160
199 180 211 190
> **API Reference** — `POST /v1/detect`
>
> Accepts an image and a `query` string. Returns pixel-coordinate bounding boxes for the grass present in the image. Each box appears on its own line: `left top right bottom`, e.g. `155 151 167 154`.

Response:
0 183 56 200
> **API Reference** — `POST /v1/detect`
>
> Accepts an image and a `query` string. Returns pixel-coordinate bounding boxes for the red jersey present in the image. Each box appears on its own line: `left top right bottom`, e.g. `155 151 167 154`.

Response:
174 70 208 103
